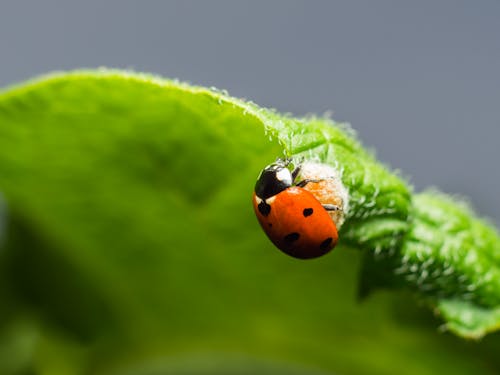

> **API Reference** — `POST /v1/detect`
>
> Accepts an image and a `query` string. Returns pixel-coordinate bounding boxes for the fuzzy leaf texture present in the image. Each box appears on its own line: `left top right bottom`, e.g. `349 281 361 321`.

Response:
0 70 500 375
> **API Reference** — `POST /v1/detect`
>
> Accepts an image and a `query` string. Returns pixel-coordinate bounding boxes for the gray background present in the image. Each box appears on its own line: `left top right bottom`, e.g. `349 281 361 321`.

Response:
1 1 499 224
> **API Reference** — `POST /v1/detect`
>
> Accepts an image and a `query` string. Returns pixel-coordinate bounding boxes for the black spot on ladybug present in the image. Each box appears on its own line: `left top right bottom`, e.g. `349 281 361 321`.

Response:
284 232 300 243
320 237 333 250
268 223 273 227
258 201 271 216
303 208 313 217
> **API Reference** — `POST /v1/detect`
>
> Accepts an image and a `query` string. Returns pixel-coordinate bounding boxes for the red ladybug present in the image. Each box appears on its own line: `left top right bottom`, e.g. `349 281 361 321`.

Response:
252 159 339 259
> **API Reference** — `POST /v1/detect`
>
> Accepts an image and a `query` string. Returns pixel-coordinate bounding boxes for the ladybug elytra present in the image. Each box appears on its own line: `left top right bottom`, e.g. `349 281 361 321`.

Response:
252 159 340 259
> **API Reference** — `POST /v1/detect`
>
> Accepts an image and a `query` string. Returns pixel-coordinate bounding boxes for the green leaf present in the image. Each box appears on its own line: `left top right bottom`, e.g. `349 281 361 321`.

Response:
0 193 6 246
360 191 500 338
1 70 500 374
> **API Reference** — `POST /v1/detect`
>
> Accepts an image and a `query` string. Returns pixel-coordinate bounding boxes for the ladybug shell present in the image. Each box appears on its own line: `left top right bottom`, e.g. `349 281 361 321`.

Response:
253 186 338 259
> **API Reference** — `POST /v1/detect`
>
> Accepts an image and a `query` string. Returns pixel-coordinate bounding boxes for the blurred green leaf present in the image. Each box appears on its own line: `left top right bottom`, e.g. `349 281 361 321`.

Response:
0 70 500 374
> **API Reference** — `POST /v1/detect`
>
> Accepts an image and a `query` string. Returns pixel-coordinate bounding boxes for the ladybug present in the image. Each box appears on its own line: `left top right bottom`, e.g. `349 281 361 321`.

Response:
252 159 339 259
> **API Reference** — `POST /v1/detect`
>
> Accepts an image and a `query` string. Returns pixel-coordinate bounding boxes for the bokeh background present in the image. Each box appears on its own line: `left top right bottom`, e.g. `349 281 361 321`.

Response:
1 0 499 225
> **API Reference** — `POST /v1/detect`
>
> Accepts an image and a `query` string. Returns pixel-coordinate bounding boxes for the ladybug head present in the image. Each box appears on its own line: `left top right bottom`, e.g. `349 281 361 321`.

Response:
254 159 294 199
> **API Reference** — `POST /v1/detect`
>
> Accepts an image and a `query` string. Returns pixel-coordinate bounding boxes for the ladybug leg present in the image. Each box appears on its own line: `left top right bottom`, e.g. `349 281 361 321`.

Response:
290 157 306 182
291 165 302 182
296 178 322 188
323 204 341 211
